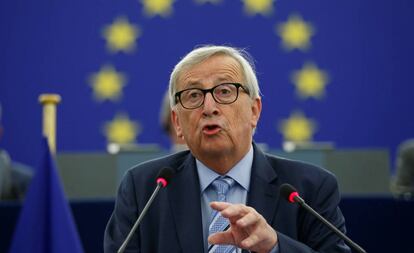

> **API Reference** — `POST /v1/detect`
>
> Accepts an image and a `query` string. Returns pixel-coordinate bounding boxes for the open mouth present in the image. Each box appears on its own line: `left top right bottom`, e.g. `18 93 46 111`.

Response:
202 124 221 135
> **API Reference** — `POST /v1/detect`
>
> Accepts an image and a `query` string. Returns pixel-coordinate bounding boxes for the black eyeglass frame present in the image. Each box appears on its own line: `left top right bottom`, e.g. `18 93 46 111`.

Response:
174 82 249 109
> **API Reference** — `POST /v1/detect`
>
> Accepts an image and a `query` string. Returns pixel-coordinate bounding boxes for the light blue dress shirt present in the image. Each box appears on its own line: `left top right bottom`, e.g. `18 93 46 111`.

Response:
196 145 279 253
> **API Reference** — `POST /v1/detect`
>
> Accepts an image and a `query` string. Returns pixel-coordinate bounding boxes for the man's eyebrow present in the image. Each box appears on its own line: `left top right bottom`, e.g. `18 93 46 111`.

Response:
183 81 202 89
180 76 237 89
216 76 237 83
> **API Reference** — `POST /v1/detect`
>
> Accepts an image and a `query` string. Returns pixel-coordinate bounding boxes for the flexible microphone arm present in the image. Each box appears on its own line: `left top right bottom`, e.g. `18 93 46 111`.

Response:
118 168 173 253
118 182 162 253
280 184 367 253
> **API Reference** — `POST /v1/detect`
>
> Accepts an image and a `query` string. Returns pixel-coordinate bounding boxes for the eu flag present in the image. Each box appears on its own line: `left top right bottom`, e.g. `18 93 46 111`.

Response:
8 138 84 253
0 0 413 171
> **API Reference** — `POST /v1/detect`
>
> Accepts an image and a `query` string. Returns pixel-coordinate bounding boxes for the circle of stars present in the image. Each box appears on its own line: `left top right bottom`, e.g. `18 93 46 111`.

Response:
85 0 333 147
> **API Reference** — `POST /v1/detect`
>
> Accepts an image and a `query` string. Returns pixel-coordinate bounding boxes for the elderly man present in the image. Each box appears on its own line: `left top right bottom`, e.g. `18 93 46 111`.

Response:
104 45 351 253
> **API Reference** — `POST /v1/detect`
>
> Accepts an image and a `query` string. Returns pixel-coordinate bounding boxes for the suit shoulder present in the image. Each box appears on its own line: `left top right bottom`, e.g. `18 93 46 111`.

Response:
263 153 341 202
126 150 191 180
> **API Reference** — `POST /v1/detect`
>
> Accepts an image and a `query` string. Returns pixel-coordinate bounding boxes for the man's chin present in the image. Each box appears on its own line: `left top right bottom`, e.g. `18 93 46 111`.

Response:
199 141 232 156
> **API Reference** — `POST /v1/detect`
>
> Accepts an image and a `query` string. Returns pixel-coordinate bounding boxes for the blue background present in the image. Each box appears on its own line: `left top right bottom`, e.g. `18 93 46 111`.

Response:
1 0 413 171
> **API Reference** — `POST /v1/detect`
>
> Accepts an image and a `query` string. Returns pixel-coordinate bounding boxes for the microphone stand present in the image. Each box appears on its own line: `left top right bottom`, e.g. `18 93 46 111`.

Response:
117 182 163 253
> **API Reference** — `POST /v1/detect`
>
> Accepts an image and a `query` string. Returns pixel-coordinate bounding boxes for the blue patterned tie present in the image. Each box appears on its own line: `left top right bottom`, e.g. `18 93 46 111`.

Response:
208 176 236 253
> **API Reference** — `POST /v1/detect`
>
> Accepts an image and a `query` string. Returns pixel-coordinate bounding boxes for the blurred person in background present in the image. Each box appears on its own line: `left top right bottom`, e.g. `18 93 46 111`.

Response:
160 90 188 152
0 102 32 200
390 139 414 200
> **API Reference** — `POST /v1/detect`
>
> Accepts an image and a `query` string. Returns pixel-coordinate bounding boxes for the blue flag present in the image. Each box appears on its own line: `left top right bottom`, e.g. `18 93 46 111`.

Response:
1 1 414 170
8 138 84 253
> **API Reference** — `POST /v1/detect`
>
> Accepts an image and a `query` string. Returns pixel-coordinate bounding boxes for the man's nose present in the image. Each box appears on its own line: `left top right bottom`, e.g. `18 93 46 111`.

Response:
202 92 219 115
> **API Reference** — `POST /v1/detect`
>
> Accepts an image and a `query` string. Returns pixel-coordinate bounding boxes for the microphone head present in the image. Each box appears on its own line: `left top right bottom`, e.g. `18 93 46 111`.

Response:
156 167 174 187
280 183 299 203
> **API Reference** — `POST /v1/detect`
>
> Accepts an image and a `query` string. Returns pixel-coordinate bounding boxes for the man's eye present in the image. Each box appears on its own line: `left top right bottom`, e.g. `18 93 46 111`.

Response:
190 92 200 98
217 88 232 96
185 90 202 100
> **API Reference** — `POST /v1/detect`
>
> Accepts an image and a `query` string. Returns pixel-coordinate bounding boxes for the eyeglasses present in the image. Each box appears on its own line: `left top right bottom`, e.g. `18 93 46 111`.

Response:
174 83 249 109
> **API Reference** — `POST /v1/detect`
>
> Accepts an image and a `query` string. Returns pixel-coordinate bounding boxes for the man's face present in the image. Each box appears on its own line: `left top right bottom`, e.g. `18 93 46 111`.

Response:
171 54 261 163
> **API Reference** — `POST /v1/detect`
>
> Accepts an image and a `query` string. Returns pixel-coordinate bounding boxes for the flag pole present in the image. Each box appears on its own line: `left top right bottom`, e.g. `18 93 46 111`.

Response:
39 94 61 154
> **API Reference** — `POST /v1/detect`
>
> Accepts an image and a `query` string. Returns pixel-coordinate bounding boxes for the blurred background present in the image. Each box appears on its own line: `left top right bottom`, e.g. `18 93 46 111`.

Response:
1 0 413 170
1 0 414 252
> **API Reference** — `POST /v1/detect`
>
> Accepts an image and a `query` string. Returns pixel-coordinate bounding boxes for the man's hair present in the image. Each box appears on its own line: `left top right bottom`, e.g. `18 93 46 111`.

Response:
168 45 260 108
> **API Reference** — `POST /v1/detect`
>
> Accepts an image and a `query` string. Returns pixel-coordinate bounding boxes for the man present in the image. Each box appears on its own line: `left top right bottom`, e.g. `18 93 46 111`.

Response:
0 103 32 200
104 45 351 253
159 90 188 152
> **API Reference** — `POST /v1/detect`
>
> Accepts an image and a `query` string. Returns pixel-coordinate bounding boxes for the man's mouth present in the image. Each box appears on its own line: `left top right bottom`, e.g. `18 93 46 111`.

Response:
202 124 221 135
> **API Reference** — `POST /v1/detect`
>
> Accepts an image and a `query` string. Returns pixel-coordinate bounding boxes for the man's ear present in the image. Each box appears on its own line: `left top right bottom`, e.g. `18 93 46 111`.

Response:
250 97 262 128
171 109 183 138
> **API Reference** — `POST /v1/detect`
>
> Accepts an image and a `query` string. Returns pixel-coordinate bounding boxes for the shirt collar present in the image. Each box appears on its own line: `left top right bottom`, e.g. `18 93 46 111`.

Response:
196 145 253 193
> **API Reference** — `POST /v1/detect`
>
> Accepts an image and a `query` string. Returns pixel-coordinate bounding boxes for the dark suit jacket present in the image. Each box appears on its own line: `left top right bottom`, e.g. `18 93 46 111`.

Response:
104 144 351 253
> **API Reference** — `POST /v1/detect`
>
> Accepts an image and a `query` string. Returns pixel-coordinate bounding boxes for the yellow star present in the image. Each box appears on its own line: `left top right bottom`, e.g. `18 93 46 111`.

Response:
242 0 274 16
279 111 316 143
291 62 329 99
104 113 141 144
103 17 141 53
141 0 174 17
276 14 314 51
89 65 126 102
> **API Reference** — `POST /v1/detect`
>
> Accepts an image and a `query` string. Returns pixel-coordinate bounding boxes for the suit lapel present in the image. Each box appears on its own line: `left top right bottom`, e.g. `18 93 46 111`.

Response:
247 144 280 227
168 154 204 253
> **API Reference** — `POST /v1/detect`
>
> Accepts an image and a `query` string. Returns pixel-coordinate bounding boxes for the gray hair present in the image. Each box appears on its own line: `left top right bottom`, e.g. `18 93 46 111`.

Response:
168 45 260 108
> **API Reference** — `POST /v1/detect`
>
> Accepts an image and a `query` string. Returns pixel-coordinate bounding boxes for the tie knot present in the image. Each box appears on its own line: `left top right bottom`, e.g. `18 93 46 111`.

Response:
211 176 234 196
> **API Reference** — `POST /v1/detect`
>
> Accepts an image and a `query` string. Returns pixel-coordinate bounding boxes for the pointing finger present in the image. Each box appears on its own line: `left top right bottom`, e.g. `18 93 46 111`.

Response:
210 201 231 211
208 230 234 245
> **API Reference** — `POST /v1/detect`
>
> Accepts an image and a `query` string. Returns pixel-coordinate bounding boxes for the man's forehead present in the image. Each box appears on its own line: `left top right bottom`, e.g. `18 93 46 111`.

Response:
177 55 243 87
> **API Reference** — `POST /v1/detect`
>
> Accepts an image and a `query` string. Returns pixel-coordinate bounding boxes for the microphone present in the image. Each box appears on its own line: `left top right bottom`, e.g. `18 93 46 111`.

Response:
279 183 367 253
118 167 174 253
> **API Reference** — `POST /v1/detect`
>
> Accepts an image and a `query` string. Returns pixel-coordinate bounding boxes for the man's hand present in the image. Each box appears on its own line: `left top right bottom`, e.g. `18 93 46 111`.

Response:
208 202 278 253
